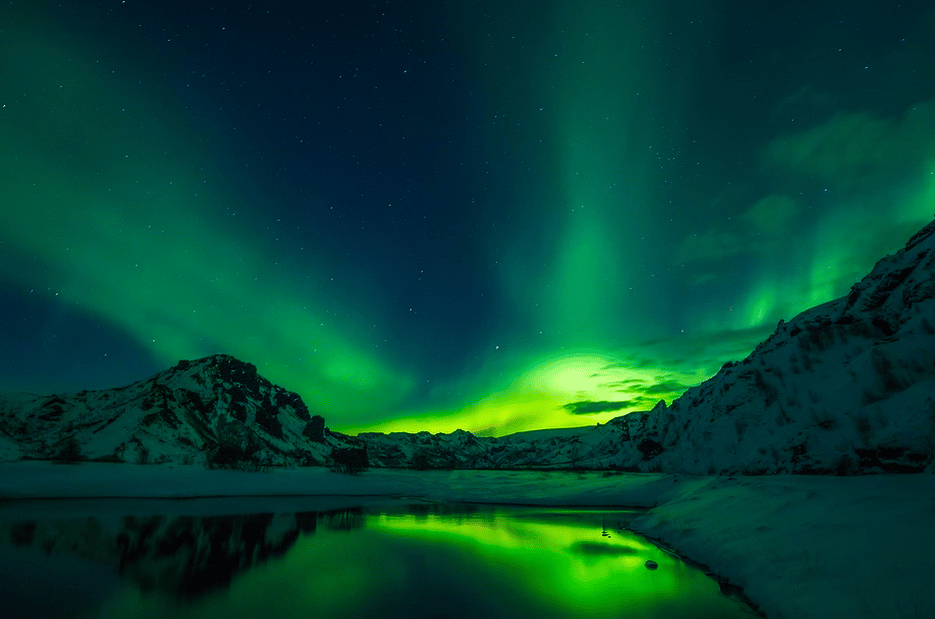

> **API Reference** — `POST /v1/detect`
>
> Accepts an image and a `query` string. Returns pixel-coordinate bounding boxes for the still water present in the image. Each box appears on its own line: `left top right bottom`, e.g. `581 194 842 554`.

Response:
0 500 759 619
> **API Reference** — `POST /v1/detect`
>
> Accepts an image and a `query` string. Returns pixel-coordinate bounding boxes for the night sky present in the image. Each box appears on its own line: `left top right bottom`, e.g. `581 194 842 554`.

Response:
2 1 934 436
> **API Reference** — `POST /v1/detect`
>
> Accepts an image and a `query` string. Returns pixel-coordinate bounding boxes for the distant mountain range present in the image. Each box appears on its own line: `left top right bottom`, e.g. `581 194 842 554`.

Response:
3 219 935 475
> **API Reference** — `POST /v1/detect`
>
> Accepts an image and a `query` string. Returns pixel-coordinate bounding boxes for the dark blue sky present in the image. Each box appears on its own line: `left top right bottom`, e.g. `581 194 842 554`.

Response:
2 0 934 434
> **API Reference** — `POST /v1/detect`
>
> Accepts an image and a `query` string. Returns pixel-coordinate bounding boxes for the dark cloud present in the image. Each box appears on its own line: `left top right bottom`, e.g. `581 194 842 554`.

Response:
563 396 660 415
634 396 665 410
633 323 778 369
562 400 635 415
645 380 690 395
597 379 646 392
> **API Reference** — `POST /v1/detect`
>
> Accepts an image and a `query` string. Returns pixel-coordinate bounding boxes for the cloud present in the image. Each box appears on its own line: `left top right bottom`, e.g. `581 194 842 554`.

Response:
762 98 935 187
741 194 800 235
598 380 647 393
676 228 745 262
680 99 935 270
628 323 777 374
562 399 638 415
644 380 690 395
676 193 800 263
772 85 838 120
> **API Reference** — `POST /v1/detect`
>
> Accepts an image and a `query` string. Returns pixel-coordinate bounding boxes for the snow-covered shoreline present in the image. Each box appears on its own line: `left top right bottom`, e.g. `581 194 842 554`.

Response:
629 474 935 619
1 462 933 619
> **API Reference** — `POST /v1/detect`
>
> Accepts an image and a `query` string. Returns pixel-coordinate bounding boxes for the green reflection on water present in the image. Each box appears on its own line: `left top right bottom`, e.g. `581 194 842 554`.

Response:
98 532 385 619
88 505 757 619
366 507 738 618
0 504 759 618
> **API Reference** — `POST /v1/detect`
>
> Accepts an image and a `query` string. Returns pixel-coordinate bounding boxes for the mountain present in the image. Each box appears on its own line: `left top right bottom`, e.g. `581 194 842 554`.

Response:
362 217 935 474
0 355 358 467
568 218 935 475
358 427 580 469
2 219 935 474
342 218 935 475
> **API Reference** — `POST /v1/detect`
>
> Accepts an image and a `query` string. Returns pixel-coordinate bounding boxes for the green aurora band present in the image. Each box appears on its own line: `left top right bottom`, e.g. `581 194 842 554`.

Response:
2 3 933 435
0 13 413 423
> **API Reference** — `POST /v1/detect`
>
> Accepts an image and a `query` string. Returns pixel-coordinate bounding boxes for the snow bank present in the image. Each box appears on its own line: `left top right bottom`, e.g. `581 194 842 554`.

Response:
1 463 933 619
629 474 935 619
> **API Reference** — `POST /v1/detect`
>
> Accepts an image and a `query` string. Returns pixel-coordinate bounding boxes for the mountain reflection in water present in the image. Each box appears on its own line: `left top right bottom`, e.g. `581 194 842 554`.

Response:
0 501 760 619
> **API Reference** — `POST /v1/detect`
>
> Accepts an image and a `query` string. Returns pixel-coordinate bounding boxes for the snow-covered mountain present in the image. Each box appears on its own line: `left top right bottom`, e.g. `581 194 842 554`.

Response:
0 355 356 467
358 426 603 469
569 218 935 475
2 219 934 474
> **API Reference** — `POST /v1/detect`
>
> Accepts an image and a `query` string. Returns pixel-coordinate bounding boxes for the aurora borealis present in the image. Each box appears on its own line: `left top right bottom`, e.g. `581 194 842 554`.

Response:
2 1 934 435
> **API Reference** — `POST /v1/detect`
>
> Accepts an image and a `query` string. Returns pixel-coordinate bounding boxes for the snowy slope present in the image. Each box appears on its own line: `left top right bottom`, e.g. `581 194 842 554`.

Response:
0 355 350 467
571 218 935 474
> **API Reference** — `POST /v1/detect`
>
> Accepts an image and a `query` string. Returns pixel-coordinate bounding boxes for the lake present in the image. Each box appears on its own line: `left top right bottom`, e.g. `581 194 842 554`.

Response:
0 499 760 618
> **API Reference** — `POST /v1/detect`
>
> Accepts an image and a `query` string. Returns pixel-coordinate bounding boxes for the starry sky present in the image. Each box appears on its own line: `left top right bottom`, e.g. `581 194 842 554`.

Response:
2 1 934 436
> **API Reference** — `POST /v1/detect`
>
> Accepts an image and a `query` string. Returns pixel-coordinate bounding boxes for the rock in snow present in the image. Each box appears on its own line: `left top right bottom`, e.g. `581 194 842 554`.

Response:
2 218 935 474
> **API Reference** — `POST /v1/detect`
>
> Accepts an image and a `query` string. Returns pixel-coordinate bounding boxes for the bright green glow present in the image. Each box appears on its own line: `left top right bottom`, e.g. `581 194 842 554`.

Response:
759 102 935 327
0 13 413 421
358 349 713 437
369 510 681 614
405 28 935 435
524 3 659 345
684 100 935 340
6 3 935 436
740 180 935 332
357 3 698 436
97 508 757 619
739 278 778 328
